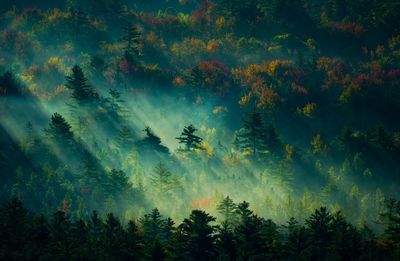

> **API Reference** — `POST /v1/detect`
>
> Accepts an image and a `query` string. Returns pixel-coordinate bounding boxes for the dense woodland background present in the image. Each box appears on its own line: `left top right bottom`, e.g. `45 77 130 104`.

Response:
0 0 400 259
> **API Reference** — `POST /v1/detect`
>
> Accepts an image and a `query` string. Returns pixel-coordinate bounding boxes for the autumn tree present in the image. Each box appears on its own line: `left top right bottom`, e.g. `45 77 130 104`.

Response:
176 124 204 151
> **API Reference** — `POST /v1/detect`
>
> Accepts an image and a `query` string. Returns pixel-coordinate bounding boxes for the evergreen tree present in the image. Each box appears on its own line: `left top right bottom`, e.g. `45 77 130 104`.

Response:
141 208 171 260
305 207 334 260
215 221 237 261
379 198 400 244
151 163 180 194
264 124 283 155
179 210 216 261
176 124 204 151
49 210 72 259
217 196 239 229
136 126 169 155
238 111 266 155
115 126 135 150
65 65 99 104
102 213 129 260
0 71 22 96
234 201 266 260
104 88 125 119
283 217 310 260
45 113 74 143
122 23 142 64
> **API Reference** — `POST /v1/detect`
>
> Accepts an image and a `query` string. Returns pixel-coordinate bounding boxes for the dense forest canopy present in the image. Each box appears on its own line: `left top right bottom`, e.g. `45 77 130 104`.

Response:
0 0 400 259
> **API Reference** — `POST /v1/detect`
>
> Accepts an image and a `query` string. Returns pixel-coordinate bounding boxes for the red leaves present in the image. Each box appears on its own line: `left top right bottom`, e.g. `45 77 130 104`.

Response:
329 21 366 38
119 59 130 74
198 60 229 75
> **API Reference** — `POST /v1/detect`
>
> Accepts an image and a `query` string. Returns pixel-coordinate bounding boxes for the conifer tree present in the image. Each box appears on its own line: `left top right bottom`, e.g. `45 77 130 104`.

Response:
122 23 142 63
65 65 99 104
136 127 169 155
179 210 216 261
176 124 204 151
45 113 74 143
217 196 239 229
238 111 266 155
151 163 179 194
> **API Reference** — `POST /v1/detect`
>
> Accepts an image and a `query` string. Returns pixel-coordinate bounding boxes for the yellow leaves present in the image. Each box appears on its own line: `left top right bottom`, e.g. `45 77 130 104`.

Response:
215 16 225 30
239 92 252 106
207 39 220 53
196 142 214 157
310 134 327 155
233 60 294 109
47 8 70 23
212 106 228 114
297 102 317 118
285 144 294 162
171 38 207 58
257 87 279 108
44 56 67 74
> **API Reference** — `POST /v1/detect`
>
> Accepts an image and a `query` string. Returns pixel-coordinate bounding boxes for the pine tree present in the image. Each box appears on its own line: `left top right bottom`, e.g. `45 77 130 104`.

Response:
45 113 74 143
379 198 400 244
0 71 22 96
122 23 142 64
283 217 310 260
305 207 334 260
215 221 237 261
136 127 169 155
176 124 204 151
264 124 283 155
104 89 125 119
115 126 135 150
217 196 239 229
141 208 171 259
151 163 179 194
179 210 216 261
234 201 265 259
238 111 266 155
65 65 99 104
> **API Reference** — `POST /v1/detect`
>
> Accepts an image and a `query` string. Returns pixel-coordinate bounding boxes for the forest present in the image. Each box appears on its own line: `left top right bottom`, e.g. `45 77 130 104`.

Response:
0 0 400 260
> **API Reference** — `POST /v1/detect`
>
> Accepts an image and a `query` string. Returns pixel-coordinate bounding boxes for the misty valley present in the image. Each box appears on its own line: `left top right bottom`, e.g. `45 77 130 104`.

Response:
0 0 400 260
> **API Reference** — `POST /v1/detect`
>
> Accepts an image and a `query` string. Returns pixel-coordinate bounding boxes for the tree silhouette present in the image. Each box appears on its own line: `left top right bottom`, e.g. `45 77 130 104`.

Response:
136 126 169 155
237 111 266 155
122 23 142 64
65 65 99 104
45 113 74 143
0 71 22 96
150 163 180 194
176 124 204 151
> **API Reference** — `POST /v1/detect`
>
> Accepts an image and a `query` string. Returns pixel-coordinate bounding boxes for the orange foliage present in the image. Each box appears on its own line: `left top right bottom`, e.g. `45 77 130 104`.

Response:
190 197 216 210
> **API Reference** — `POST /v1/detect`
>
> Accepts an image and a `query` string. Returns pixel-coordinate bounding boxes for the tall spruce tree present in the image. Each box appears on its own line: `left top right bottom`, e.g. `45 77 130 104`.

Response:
122 23 142 64
45 113 74 143
65 65 99 104
238 111 266 155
